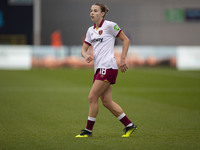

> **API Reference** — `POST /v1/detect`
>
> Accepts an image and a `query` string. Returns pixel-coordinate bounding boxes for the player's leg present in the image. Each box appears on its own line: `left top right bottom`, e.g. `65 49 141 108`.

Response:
100 85 123 117
88 80 110 117
100 85 137 137
75 80 110 137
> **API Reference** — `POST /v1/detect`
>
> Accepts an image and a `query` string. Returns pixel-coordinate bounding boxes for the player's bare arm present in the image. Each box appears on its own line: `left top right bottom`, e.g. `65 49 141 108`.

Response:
81 42 93 63
117 31 130 72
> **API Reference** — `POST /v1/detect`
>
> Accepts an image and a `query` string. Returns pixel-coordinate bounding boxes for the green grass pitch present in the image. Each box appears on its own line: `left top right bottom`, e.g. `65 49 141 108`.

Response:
0 67 200 150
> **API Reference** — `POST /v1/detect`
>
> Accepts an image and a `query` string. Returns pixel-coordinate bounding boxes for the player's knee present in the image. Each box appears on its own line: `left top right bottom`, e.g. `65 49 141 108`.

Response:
88 94 96 104
88 95 93 103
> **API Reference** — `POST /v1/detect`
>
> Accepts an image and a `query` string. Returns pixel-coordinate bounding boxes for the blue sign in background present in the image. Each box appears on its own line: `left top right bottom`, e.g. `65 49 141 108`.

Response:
185 9 200 21
0 11 4 28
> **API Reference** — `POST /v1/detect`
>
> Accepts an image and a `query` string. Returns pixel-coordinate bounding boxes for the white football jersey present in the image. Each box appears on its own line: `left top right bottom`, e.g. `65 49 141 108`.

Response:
84 19 121 72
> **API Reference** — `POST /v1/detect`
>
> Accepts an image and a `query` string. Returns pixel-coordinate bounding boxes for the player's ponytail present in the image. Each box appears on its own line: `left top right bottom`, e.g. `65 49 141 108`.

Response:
93 3 109 18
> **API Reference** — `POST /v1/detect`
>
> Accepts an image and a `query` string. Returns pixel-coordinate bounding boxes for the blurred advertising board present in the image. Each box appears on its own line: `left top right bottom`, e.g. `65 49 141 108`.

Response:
115 46 176 67
31 46 177 69
177 47 200 70
0 46 200 70
0 46 31 70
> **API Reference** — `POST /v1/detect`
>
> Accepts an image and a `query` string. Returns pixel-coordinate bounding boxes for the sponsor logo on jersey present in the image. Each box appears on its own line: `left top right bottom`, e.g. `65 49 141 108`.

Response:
91 38 103 43
114 25 120 31
99 30 103 35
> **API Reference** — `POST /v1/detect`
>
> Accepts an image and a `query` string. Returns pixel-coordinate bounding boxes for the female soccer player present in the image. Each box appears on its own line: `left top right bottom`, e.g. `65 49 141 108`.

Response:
76 3 137 138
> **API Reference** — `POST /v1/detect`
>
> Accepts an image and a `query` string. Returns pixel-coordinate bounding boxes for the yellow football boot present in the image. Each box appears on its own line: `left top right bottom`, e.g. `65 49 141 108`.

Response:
75 130 92 138
122 124 137 138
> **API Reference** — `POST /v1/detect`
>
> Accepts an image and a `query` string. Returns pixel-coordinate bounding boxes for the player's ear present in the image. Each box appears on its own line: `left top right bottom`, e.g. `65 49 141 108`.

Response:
101 12 105 17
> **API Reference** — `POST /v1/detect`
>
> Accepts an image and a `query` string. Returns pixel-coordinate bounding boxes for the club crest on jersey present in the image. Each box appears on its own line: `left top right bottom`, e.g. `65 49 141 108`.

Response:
99 30 103 35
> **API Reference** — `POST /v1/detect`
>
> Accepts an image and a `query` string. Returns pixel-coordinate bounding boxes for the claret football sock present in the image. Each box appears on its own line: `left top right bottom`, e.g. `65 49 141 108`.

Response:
117 113 132 127
85 116 96 132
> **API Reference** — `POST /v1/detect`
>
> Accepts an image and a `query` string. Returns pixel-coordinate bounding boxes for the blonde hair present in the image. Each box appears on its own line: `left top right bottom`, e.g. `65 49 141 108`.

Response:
93 3 109 17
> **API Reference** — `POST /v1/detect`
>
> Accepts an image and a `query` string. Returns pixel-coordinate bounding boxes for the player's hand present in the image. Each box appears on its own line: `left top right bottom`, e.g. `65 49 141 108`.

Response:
85 55 93 63
119 59 128 72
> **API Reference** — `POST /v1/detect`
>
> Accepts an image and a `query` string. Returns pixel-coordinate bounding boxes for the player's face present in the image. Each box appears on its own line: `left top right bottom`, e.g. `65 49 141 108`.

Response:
90 5 104 23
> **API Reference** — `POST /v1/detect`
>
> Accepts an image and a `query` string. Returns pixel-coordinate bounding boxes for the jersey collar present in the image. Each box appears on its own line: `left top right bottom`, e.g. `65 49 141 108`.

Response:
93 19 105 29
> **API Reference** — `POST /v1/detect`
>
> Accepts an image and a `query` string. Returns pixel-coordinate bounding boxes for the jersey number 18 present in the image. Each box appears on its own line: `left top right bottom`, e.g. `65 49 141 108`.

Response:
99 68 106 75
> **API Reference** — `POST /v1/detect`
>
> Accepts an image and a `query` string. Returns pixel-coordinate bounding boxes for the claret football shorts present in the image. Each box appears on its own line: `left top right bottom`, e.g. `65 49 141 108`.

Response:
93 68 118 84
